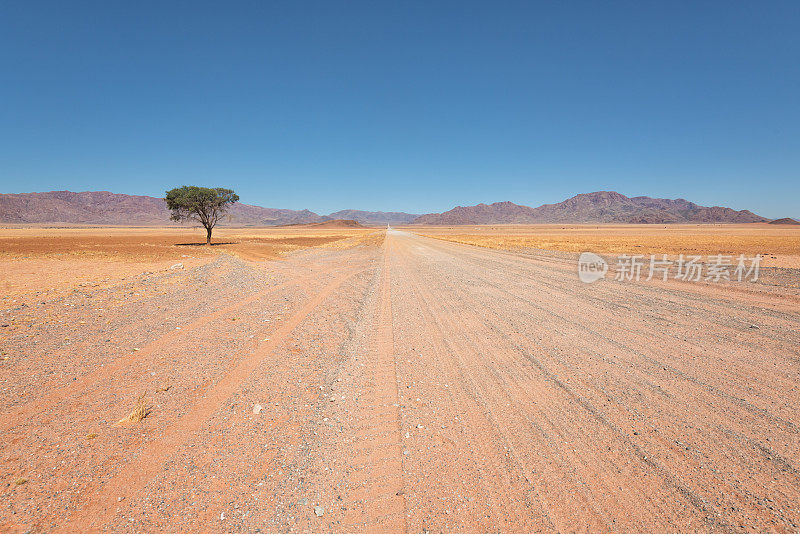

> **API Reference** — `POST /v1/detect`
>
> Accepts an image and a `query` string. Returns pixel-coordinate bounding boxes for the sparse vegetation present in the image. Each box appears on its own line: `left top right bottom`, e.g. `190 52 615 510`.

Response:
420 224 800 262
165 186 239 245
117 392 150 424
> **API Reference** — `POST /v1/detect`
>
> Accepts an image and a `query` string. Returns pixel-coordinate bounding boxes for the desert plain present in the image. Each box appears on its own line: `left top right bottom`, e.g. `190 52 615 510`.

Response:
1 223 799 532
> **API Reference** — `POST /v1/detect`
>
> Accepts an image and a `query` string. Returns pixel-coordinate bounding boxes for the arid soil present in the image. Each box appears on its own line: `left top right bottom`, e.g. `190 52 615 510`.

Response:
0 227 374 304
1 228 799 532
415 223 800 269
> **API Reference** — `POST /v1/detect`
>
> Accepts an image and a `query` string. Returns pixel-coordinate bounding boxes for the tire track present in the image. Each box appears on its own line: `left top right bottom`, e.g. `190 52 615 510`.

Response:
56 265 366 533
346 235 407 533
419 233 800 312
416 236 800 433
417 234 800 364
0 261 351 434
399 235 743 530
390 234 558 532
397 231 798 530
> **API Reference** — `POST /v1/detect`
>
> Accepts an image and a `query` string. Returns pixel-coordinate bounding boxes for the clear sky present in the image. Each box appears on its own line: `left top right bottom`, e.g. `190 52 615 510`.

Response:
1 1 798 218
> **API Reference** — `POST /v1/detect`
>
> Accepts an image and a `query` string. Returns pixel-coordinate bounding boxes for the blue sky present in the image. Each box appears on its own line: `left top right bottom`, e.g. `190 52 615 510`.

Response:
1 1 798 217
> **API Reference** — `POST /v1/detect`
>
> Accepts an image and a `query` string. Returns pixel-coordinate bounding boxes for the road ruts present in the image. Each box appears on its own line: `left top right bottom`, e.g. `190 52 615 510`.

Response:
384 230 800 532
345 236 408 533
53 265 366 533
390 236 557 532
0 260 351 434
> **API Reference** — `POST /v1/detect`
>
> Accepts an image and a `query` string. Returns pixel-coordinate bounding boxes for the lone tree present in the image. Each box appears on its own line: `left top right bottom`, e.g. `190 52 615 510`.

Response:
165 186 239 245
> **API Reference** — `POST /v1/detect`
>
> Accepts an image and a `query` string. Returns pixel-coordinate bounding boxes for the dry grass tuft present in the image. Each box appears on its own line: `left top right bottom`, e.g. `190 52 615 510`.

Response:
116 392 150 425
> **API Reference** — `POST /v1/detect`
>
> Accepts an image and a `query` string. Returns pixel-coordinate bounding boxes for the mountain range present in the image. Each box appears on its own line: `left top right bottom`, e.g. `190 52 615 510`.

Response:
0 190 780 226
414 191 769 224
0 191 418 226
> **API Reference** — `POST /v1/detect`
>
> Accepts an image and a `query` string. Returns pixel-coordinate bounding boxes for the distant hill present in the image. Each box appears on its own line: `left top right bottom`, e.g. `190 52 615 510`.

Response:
0 191 325 226
414 192 768 225
0 191 422 227
327 209 418 225
225 203 325 226
769 217 800 225
414 201 539 225
283 219 364 229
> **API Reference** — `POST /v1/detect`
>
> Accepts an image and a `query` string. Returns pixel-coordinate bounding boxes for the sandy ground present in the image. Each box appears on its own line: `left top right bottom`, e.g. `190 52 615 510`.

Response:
0 227 375 306
1 229 799 532
412 223 800 269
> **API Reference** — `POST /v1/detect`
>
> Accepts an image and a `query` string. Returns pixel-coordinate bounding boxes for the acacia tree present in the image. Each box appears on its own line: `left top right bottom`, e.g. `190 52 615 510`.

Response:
165 186 239 245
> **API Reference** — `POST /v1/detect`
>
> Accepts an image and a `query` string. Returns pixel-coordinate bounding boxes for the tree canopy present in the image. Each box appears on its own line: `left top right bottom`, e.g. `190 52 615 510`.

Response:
164 186 239 244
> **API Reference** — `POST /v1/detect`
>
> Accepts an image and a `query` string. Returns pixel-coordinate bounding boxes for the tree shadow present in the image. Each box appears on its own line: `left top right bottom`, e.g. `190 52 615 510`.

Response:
174 242 238 246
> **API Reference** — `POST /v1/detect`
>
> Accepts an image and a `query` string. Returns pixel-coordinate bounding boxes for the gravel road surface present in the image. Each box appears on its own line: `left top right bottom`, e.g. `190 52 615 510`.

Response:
1 230 798 532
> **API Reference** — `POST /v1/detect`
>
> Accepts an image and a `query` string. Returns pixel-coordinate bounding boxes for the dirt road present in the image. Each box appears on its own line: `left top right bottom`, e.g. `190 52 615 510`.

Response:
2 230 799 532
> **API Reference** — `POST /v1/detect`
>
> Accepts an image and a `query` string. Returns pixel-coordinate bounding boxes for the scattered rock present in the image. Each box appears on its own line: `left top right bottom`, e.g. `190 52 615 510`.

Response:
170 263 184 270
298 498 308 506
253 403 263 414
314 505 324 517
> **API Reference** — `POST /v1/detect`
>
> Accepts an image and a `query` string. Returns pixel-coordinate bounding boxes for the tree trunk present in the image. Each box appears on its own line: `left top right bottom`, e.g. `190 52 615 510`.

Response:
206 226 212 245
